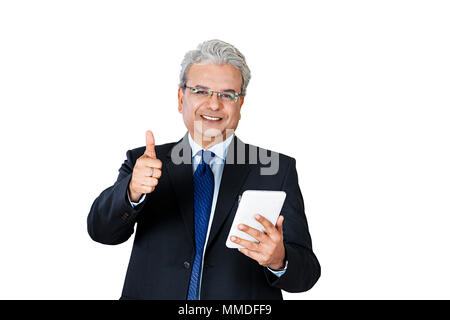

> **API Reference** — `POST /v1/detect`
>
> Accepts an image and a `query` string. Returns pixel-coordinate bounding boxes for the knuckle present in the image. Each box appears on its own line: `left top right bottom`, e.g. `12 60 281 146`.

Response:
145 178 155 187
132 163 141 172
136 162 147 171
147 159 157 167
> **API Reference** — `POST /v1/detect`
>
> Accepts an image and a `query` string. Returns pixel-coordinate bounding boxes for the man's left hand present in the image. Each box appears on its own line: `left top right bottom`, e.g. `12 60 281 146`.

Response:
231 214 286 270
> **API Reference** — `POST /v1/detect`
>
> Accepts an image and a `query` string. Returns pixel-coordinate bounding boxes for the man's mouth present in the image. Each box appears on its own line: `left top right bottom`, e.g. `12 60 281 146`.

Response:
201 115 222 121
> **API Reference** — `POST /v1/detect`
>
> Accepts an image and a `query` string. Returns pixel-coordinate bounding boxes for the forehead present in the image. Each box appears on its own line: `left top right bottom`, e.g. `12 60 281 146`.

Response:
186 63 242 91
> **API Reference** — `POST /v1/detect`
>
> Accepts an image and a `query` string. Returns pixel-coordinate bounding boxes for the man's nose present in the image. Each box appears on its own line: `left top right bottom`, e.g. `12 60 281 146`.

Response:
207 93 221 110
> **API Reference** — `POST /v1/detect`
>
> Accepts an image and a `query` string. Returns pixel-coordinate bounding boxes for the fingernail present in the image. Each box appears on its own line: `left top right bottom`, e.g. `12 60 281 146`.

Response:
255 214 261 220
231 236 236 241
238 224 246 230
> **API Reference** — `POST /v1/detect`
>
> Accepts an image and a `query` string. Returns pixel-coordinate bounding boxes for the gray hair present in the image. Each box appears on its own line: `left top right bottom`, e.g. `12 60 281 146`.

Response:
179 39 251 96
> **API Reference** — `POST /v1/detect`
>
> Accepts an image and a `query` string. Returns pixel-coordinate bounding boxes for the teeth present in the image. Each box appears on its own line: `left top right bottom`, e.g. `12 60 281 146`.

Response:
202 115 221 121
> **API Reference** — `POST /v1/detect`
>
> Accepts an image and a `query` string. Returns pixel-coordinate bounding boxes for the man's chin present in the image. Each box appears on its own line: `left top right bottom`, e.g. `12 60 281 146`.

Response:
192 129 227 147
201 132 225 144
194 121 221 137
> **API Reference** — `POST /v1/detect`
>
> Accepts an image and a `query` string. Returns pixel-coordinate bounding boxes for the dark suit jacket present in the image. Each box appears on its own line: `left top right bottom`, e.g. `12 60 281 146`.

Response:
87 134 320 299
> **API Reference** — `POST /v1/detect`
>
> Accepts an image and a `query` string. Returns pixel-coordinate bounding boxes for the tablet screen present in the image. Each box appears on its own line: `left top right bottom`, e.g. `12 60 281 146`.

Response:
226 190 286 249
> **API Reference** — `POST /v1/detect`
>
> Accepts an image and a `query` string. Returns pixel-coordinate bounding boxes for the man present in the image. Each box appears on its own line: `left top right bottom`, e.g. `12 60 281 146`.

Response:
87 39 320 300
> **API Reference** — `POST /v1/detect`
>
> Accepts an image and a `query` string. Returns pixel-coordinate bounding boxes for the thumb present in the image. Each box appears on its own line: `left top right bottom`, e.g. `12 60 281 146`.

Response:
145 130 156 158
276 215 284 233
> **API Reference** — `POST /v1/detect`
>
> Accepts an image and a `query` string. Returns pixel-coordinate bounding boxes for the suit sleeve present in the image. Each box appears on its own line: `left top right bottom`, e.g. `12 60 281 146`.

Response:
263 157 321 292
87 149 147 245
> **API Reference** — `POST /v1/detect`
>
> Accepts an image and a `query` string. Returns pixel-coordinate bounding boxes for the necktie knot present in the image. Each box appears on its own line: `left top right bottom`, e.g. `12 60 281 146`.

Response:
200 150 215 165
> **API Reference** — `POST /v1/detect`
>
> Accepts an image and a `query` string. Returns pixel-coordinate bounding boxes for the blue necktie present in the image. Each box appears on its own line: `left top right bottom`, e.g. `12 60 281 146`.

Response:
187 150 215 300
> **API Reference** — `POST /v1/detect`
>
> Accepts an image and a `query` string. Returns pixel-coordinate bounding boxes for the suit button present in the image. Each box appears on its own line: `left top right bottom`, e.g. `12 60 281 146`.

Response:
183 261 190 269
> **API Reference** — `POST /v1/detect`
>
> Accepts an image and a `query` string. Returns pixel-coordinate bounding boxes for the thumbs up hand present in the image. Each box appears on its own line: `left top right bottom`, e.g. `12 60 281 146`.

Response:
128 130 163 202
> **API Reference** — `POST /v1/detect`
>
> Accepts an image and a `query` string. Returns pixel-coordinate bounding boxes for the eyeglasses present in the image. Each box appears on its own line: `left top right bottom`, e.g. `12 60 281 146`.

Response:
184 85 242 103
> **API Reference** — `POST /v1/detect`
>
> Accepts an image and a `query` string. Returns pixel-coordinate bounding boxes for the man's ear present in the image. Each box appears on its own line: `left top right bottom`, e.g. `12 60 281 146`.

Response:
177 87 184 113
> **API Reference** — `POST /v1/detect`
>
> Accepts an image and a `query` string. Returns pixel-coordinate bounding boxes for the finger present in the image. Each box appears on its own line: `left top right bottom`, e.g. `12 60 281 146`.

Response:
238 224 268 243
135 184 154 194
142 158 163 170
146 177 159 187
230 236 260 251
145 130 156 158
148 168 162 178
140 167 154 178
138 177 159 187
254 214 277 236
141 186 154 194
135 168 155 179
275 215 284 234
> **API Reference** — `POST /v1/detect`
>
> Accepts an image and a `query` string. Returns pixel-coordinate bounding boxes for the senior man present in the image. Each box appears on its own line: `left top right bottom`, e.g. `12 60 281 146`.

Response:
87 39 320 300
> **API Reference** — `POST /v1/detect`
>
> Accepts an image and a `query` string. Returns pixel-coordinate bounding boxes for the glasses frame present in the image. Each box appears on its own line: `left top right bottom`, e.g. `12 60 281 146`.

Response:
183 85 242 103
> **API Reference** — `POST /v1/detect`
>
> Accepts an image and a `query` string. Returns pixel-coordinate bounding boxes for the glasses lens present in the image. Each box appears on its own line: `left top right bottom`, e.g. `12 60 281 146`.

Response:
192 89 209 96
219 92 237 103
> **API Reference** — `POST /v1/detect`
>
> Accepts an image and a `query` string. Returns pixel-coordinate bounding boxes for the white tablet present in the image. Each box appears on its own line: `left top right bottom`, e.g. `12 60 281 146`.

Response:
226 190 287 249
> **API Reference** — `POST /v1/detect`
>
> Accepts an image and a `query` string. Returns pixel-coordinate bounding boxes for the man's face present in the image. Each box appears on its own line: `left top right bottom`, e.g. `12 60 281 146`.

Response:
178 63 245 147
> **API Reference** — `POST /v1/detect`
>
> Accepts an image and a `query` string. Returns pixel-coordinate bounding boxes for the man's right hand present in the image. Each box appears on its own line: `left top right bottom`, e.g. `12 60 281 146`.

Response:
128 130 163 202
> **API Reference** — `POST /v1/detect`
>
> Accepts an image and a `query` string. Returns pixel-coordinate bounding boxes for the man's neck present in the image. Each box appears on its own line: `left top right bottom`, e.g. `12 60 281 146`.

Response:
190 132 234 149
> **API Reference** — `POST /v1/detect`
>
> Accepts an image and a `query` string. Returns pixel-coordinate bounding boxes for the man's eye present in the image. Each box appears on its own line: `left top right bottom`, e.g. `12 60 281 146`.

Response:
221 93 234 99
195 90 209 95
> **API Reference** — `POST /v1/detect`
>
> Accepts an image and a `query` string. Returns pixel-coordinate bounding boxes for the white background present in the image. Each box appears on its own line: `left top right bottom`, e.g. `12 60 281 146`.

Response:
1 0 449 299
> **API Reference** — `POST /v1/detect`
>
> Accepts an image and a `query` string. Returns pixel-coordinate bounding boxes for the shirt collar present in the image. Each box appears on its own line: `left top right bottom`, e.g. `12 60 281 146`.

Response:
187 132 234 161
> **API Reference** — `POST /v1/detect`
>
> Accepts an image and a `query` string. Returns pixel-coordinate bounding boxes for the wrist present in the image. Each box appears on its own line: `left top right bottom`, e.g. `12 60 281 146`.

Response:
268 260 285 271
268 246 286 270
128 186 141 203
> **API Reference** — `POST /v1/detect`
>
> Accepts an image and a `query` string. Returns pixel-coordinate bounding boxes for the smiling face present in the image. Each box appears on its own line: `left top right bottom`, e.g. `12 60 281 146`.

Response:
178 63 245 149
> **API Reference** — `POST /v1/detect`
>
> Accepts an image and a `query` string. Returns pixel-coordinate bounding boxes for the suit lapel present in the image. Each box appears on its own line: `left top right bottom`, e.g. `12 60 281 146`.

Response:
165 133 195 246
206 136 251 251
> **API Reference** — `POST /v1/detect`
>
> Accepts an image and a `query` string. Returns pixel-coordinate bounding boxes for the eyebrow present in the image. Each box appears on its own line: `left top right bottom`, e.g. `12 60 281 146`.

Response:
193 85 238 93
